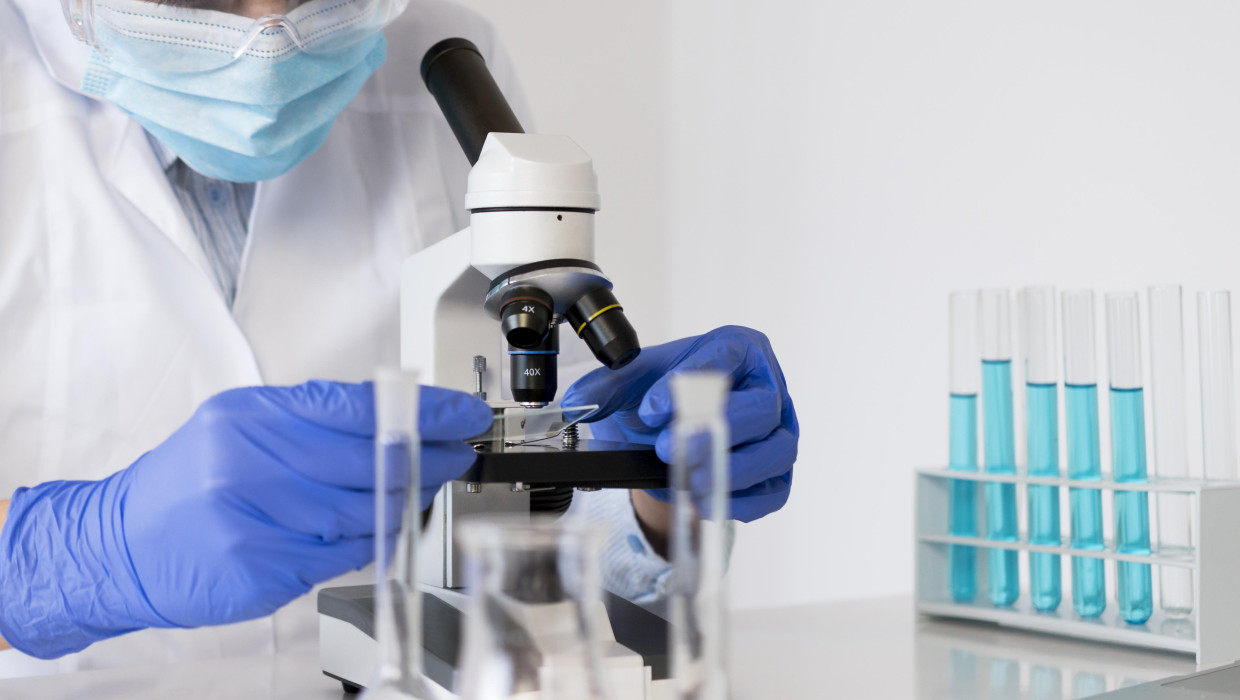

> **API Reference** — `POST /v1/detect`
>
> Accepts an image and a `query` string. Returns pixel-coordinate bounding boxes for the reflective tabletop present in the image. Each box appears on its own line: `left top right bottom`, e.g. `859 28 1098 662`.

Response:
0 596 1200 699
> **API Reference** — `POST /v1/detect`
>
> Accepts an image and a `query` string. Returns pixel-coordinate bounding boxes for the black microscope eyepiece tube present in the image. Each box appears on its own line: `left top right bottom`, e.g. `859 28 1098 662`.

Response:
500 286 553 350
566 287 641 370
510 324 559 406
420 37 525 165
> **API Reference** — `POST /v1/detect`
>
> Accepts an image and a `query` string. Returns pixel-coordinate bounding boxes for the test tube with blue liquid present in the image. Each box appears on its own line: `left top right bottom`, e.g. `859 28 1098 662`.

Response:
981 288 1019 606
1147 285 1193 617
1105 292 1153 625
948 292 980 602
1021 286 1061 612
1061 290 1106 618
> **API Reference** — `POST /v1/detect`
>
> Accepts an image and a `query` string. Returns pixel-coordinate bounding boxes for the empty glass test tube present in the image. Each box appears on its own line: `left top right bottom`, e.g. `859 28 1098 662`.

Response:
1199 291 1239 481
1062 290 1106 618
669 372 731 700
1148 285 1193 617
1105 293 1153 625
365 368 433 700
948 292 981 603
1021 286 1061 612
981 289 1019 607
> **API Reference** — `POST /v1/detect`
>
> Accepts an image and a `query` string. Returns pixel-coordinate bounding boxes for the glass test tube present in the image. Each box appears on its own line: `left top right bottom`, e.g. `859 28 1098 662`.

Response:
365 368 433 700
669 372 731 700
1061 290 1106 618
1147 285 1193 617
948 292 981 603
980 289 1019 606
1105 293 1154 625
1198 291 1239 481
1021 286 1061 612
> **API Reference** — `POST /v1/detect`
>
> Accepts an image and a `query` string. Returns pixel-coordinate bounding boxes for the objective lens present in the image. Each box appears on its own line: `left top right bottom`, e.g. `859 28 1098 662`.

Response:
500 286 553 349
510 324 558 406
566 287 641 370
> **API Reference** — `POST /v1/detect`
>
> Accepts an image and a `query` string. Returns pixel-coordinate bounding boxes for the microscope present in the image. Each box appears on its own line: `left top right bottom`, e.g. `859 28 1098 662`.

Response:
318 38 672 698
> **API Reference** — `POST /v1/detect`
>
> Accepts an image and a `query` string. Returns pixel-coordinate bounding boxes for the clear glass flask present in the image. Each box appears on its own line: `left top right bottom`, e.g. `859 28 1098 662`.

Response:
1021 286 1061 612
1105 293 1154 625
1061 290 1106 618
948 291 980 603
980 288 1019 607
456 518 611 700
364 368 434 700
669 372 732 700
1147 285 1194 617
1198 291 1239 482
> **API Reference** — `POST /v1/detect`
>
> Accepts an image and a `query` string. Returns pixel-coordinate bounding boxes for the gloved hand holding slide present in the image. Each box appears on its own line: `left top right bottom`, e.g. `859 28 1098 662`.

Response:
0 380 490 659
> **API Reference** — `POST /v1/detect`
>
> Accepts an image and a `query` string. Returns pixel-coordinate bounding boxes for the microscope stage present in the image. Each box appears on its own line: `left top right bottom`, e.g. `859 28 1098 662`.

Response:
466 438 668 490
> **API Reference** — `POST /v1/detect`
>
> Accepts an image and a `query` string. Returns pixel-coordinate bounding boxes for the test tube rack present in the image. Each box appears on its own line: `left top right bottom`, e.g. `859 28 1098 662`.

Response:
914 467 1240 666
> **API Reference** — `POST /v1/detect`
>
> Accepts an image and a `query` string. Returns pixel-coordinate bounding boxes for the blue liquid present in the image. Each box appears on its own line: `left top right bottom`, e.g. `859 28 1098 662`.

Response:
982 360 1019 606
1073 672 1108 698
948 393 979 602
1026 383 1061 611
1109 387 1153 625
1064 384 1106 618
989 658 1020 699
948 650 980 699
1030 666 1063 700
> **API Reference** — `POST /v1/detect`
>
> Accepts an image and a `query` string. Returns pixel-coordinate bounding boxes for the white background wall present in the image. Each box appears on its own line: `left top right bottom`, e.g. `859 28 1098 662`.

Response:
455 0 1240 610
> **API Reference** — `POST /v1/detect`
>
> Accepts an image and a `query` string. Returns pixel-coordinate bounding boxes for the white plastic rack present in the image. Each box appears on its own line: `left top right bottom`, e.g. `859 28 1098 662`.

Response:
915 467 1240 666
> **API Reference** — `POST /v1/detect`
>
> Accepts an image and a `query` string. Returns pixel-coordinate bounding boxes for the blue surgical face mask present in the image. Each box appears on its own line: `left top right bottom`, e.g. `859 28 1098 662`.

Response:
81 1 388 183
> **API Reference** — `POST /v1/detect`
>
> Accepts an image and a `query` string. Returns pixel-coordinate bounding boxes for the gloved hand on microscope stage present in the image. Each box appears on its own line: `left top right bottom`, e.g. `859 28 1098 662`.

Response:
563 325 799 523
0 381 490 659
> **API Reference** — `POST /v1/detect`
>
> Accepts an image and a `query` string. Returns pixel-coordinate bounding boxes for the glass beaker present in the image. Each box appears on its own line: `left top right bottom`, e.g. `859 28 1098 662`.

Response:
363 368 434 700
668 371 732 700
456 518 611 700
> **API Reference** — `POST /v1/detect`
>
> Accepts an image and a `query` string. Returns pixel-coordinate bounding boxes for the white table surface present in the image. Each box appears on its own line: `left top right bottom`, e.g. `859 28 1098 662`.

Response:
0 595 1199 699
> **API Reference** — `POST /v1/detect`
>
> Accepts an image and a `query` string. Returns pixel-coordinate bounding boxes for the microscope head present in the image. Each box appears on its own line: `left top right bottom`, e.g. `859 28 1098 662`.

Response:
422 39 641 406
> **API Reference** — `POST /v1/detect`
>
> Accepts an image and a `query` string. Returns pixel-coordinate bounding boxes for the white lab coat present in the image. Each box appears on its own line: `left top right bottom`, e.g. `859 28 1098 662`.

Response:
0 0 527 677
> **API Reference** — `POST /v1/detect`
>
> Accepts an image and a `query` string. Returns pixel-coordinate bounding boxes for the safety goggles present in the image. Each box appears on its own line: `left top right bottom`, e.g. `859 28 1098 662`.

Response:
60 0 408 72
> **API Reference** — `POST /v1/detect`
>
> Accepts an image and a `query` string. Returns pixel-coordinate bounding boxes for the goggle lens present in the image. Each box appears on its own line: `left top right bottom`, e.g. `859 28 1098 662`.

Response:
62 0 407 71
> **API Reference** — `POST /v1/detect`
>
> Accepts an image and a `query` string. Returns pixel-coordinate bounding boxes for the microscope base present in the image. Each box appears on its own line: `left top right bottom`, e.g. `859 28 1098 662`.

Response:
317 585 671 697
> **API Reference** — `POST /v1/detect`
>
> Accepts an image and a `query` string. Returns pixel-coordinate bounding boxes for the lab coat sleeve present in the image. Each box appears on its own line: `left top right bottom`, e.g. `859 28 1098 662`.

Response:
566 488 736 605
560 339 738 604
566 489 671 604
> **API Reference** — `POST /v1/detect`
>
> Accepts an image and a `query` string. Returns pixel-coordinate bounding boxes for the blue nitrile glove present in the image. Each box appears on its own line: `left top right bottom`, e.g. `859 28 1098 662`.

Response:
0 380 489 659
562 326 799 523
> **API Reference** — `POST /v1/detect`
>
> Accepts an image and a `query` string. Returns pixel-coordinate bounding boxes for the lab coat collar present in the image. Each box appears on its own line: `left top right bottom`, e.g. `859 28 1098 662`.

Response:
10 0 93 96
106 113 219 299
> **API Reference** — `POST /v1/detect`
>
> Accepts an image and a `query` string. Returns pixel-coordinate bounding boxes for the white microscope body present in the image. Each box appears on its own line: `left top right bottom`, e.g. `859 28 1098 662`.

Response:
401 131 605 590
317 37 672 700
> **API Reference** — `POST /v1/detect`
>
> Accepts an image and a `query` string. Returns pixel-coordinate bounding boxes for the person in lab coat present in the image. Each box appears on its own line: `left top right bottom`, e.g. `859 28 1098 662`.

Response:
0 0 799 675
